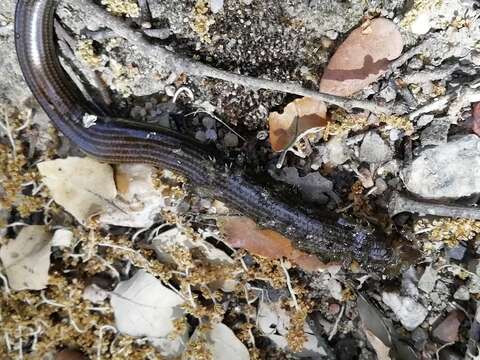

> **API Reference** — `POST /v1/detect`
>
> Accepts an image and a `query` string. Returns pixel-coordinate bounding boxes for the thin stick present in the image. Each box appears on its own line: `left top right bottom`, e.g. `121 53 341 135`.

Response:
280 259 299 310
328 304 345 341
74 0 394 115
389 192 480 220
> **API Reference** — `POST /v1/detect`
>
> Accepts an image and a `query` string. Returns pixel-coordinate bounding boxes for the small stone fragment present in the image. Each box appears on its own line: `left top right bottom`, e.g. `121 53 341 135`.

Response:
359 132 393 164
382 292 428 331
417 114 435 128
420 118 450 147
447 245 467 261
432 311 464 343
403 135 480 199
202 116 216 129
453 286 470 301
205 128 218 141
418 266 438 294
323 134 350 165
223 132 239 147
379 85 397 103
209 0 224 13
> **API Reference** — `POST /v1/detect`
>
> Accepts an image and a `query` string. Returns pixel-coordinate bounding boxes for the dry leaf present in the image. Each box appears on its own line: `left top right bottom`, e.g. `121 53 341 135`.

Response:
218 216 327 272
0 225 51 291
111 270 185 338
268 97 328 152
186 323 250 360
100 164 167 228
38 157 117 225
472 102 480 136
365 329 391 360
320 18 403 96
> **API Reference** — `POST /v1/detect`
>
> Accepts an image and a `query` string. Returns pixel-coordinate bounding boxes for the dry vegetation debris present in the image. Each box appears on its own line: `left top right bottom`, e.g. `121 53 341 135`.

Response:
1 0 480 359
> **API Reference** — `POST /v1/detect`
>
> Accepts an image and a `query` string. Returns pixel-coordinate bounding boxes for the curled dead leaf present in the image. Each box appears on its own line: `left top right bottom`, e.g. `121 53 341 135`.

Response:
472 102 480 136
320 18 403 96
218 216 328 272
268 97 328 152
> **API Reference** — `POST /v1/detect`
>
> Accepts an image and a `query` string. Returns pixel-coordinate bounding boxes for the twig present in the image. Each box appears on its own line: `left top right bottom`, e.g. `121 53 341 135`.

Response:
280 259 298 310
0 106 17 158
402 63 461 84
388 191 480 220
408 94 452 120
385 38 435 77
97 325 117 360
328 304 345 341
74 0 395 115
436 341 455 360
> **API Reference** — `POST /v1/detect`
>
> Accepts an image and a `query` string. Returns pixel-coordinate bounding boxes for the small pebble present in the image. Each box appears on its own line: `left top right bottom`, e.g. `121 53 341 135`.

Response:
202 116 216 130
453 286 470 301
209 0 224 13
223 132 239 147
447 245 467 261
205 128 218 141
195 130 207 142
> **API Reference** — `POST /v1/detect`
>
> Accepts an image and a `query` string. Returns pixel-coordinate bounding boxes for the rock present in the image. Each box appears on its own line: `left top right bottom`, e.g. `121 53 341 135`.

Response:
432 311 464 343
420 118 450 147
411 327 428 351
382 292 428 331
223 132 239 147
418 266 438 294
205 128 218 141
379 85 397 103
453 286 470 301
269 167 333 205
403 135 480 199
417 114 435 128
447 245 467 261
209 0 224 13
323 135 350 165
202 116 216 129
402 266 419 298
359 132 393 164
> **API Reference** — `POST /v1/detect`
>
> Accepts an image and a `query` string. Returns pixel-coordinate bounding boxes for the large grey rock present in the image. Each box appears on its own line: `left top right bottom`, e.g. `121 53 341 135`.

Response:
403 135 480 199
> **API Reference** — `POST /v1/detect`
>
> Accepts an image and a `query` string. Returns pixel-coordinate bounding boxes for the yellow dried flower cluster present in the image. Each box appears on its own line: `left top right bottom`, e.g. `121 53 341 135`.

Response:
286 308 308 352
101 0 140 17
191 0 215 43
76 39 102 68
415 217 480 247
108 58 138 97
322 112 370 140
378 114 414 135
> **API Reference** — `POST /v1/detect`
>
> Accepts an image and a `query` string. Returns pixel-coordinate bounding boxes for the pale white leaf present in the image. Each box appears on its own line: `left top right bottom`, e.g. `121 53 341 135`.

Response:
0 225 51 291
110 270 185 338
187 323 249 360
37 157 117 225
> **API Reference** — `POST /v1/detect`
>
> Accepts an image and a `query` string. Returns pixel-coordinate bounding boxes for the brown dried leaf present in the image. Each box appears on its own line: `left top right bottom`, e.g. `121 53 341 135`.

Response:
320 18 403 96
268 97 328 152
472 102 480 136
365 329 391 360
218 216 327 272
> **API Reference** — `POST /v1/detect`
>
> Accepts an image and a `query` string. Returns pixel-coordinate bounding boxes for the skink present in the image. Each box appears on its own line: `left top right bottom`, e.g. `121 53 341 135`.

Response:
14 0 393 269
